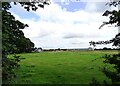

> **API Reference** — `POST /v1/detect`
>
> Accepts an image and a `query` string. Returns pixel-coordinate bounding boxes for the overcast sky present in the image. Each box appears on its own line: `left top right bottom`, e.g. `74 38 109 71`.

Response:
9 0 118 49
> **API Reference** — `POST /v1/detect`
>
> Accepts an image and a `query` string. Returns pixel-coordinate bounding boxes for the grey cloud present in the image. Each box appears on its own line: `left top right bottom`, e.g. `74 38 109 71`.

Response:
63 34 84 39
31 33 50 39
73 21 83 24
38 34 49 38
63 33 101 39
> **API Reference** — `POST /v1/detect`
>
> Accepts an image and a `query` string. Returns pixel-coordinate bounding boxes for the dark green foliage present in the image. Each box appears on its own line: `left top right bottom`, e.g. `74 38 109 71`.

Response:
2 6 34 54
90 77 101 86
89 1 120 85
15 1 50 11
102 54 120 84
89 33 120 48
106 1 120 7
2 54 20 84
99 1 120 28
2 1 50 84
90 78 109 86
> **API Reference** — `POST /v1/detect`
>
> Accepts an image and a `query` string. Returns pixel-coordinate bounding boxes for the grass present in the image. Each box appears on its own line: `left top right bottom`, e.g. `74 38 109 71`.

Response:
10 50 118 84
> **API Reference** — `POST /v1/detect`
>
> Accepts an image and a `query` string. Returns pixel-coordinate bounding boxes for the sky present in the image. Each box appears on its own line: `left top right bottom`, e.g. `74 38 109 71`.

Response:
9 0 118 49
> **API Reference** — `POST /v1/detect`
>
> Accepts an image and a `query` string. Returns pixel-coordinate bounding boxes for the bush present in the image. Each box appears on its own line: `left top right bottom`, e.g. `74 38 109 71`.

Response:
2 53 20 84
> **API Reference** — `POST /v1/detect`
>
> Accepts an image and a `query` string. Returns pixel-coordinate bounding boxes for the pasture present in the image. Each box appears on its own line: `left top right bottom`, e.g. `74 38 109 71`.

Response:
10 50 118 84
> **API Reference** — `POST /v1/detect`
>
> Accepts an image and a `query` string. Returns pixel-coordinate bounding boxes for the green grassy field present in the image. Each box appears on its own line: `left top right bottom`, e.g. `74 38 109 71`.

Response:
10 50 118 84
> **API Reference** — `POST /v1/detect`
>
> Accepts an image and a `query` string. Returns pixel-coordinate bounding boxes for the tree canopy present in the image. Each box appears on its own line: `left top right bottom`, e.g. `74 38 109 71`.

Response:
2 1 50 54
2 1 50 84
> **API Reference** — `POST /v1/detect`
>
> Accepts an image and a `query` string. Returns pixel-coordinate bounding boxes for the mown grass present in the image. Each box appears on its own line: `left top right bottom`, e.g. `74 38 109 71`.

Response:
10 50 118 84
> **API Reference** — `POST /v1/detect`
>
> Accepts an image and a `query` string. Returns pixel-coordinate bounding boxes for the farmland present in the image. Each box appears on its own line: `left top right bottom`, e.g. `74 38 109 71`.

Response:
10 50 118 84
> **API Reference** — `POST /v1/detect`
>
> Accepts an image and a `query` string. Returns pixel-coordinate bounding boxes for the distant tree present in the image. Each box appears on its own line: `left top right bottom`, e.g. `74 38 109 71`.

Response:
90 1 120 85
37 47 42 52
103 47 108 50
38 47 42 50
33 47 37 52
58 48 61 51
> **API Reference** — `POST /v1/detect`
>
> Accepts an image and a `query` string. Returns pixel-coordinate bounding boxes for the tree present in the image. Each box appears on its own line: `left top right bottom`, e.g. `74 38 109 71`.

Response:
2 1 50 84
90 1 120 85
2 7 34 54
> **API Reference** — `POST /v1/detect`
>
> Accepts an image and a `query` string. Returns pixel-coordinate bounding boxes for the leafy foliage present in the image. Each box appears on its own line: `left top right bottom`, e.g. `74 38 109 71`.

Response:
101 54 120 84
99 1 120 28
2 1 50 84
90 1 120 85
90 77 101 86
17 1 50 11
89 33 120 48
2 54 20 84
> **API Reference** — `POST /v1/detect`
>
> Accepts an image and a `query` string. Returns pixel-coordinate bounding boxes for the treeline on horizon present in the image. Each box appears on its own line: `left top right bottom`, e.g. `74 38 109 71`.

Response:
33 47 119 52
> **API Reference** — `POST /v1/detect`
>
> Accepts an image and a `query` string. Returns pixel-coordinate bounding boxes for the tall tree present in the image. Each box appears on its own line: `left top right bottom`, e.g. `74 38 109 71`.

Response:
2 1 50 84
